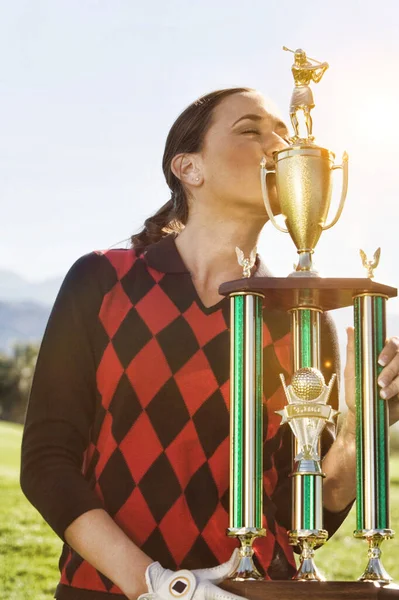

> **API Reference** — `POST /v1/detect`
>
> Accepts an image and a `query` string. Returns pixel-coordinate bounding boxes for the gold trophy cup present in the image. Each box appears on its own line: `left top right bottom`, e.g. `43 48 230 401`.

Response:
261 148 348 275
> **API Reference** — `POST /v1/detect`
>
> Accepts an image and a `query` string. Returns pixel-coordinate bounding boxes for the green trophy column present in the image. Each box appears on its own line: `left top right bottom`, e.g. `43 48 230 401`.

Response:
292 307 321 371
228 292 266 580
287 306 328 581
353 293 394 583
291 307 323 533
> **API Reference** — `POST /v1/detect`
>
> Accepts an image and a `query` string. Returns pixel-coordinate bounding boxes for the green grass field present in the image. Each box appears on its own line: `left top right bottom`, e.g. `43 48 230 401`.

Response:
0 422 63 600
1 421 399 599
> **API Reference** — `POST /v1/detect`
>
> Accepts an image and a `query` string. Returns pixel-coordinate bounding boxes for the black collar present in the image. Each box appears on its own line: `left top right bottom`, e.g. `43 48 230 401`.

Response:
143 233 272 277
144 234 189 273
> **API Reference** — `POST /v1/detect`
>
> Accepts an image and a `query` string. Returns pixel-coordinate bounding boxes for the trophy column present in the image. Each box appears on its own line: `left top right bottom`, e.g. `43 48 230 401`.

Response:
227 291 266 580
289 306 328 580
353 292 395 582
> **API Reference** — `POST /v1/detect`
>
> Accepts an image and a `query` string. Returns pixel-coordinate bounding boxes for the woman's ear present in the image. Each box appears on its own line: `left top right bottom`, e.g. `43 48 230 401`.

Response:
171 153 203 187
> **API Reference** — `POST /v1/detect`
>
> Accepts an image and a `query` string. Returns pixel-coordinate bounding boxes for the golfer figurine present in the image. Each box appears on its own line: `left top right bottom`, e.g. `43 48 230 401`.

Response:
283 47 329 143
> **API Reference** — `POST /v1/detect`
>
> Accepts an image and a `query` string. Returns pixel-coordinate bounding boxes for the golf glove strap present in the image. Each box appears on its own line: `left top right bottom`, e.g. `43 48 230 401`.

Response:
138 549 245 600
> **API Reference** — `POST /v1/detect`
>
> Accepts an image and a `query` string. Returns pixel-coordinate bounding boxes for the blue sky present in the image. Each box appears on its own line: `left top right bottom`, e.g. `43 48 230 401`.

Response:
2 0 399 314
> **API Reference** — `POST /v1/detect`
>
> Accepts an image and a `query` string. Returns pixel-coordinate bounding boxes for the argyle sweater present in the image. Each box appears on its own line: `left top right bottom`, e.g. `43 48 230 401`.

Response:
21 234 350 599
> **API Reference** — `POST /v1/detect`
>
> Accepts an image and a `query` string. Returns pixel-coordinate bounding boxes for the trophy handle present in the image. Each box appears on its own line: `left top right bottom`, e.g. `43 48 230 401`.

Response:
260 158 289 233
322 151 349 231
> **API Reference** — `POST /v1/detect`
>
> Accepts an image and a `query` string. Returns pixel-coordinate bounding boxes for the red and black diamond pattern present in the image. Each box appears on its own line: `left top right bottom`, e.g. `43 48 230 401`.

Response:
56 235 334 596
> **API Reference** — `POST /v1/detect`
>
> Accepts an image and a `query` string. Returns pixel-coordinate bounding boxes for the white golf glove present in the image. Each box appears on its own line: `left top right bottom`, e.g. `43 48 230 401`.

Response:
138 548 246 600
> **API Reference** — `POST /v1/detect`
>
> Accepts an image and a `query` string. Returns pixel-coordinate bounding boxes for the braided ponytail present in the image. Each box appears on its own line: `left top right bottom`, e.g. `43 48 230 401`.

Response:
131 87 252 251
129 187 189 252
130 199 176 251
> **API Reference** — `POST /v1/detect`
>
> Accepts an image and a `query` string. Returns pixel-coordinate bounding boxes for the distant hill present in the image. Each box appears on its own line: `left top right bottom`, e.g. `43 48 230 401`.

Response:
0 269 62 306
0 300 51 355
0 269 61 354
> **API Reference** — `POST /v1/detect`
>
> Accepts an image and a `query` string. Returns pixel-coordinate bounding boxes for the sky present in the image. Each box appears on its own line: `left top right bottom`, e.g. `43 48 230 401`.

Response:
2 0 399 313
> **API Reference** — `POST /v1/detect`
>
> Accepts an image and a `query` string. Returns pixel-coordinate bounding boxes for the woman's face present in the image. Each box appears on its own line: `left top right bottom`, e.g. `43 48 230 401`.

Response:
198 91 289 217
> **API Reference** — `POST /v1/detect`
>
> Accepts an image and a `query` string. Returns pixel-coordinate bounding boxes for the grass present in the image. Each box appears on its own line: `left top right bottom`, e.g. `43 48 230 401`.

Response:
1 422 399 599
315 457 399 580
0 422 63 600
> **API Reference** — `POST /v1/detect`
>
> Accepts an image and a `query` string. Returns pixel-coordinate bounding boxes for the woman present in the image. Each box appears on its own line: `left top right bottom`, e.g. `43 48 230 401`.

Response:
20 88 399 600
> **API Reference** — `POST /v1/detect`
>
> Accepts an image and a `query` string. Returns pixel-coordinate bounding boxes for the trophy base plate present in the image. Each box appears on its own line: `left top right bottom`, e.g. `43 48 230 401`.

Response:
221 580 399 600
354 529 395 539
219 277 397 311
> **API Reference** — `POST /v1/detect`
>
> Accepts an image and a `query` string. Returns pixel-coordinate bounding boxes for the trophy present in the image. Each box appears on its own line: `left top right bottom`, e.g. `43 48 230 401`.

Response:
220 47 398 596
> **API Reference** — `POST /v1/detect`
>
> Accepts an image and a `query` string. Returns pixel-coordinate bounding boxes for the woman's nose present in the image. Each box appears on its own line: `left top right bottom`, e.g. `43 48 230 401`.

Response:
264 132 290 159
262 135 289 169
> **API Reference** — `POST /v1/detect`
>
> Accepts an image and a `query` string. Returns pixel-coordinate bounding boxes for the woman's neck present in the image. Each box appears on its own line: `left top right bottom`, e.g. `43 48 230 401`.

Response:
175 213 265 306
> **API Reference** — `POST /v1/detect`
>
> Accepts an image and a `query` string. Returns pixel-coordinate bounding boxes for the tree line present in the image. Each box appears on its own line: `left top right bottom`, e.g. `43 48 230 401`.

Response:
0 343 39 424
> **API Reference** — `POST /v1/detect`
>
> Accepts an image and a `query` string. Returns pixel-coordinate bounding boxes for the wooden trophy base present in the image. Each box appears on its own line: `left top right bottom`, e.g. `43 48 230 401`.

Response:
219 277 397 311
221 579 399 600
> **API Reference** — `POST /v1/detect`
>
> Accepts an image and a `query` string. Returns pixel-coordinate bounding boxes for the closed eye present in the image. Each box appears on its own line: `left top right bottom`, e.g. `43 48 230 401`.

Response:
242 129 261 135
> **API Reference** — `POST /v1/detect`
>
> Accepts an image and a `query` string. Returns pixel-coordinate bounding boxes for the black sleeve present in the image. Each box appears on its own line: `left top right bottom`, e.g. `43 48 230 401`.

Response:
272 312 354 541
20 252 109 543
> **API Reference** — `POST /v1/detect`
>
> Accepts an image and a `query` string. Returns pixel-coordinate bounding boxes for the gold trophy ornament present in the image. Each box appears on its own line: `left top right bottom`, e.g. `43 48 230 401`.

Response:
360 248 381 279
283 46 329 144
277 368 338 464
235 247 257 279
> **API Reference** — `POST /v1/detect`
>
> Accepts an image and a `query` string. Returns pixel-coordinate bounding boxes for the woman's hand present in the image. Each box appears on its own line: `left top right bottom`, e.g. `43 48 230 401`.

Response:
344 327 399 428
137 549 246 600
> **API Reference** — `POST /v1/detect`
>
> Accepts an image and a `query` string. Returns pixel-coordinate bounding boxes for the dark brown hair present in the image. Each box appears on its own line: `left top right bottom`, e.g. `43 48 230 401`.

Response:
130 87 252 251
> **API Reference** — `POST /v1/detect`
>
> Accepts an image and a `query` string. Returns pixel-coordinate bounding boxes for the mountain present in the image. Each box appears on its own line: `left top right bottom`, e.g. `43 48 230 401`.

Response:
0 269 62 354
0 269 63 306
0 300 51 354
